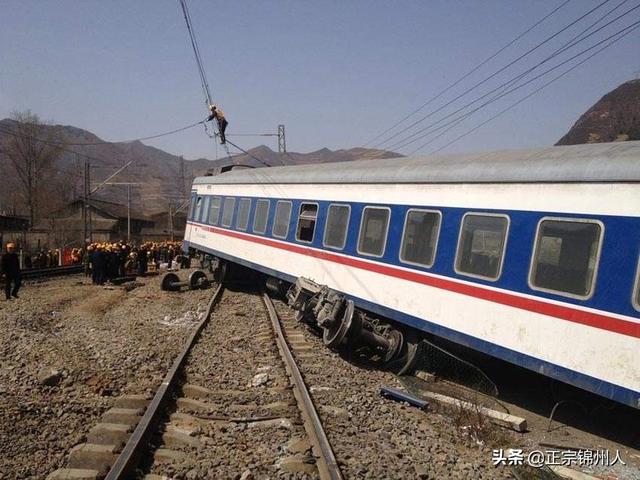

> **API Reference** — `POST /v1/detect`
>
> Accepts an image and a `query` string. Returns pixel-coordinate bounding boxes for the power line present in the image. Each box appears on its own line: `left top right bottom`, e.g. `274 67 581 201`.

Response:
426 21 640 155
0 125 107 164
403 17 640 154
225 139 273 168
387 1 639 152
56 120 205 145
371 0 614 150
179 0 213 105
0 120 204 147
363 0 572 147
227 133 279 137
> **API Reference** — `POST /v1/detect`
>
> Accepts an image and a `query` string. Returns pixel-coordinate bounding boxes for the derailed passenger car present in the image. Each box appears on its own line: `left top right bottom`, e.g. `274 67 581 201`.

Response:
184 141 640 409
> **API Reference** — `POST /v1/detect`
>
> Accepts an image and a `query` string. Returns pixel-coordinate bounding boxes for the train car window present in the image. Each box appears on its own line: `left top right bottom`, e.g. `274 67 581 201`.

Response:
400 209 441 268
221 198 236 227
323 204 351 250
188 196 196 220
200 197 211 224
253 199 270 234
357 207 390 257
296 203 318 243
193 197 203 223
236 198 251 231
455 213 509 281
529 218 602 299
273 201 292 238
633 257 640 312
209 197 221 225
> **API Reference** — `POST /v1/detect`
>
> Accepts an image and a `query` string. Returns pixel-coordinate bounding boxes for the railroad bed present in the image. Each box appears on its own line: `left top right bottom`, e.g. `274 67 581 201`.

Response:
38 280 636 480
139 288 339 479
48 284 516 480
0 271 214 480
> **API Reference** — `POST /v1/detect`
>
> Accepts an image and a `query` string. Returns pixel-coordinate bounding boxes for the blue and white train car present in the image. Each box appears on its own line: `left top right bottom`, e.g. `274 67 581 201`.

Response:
183 141 640 409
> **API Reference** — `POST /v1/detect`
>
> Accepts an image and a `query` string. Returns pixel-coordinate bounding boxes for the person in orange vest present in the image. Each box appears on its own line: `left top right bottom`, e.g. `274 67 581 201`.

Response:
208 104 228 145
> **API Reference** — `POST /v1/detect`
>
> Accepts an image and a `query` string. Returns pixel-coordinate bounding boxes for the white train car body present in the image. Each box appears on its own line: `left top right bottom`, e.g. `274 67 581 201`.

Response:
184 142 640 409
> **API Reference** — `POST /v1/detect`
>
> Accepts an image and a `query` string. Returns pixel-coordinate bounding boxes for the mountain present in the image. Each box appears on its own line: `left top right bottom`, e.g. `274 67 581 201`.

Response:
0 119 401 216
556 79 640 145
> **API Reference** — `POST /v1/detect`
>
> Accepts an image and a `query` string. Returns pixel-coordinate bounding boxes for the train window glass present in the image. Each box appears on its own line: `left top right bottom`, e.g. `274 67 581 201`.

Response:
200 197 211 223
193 197 203 223
188 196 196 220
209 197 221 225
253 199 270 234
357 207 390 257
296 203 318 243
236 198 251 231
529 219 602 298
455 214 509 281
633 257 640 311
221 198 235 227
323 204 350 250
273 201 292 238
400 210 441 268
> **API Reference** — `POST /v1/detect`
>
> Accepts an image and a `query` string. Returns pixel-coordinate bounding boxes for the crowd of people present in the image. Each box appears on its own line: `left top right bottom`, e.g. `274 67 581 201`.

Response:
2 240 189 299
85 240 188 285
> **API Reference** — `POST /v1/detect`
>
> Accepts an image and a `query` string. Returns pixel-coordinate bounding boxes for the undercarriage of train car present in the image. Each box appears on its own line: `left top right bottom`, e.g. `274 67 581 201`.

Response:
203 254 420 375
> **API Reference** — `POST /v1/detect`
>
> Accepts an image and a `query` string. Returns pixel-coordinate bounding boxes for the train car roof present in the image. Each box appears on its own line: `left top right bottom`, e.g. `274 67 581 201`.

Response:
194 140 640 185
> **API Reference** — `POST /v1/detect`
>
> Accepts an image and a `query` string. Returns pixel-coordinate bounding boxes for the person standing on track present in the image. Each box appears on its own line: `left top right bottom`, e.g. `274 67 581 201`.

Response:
207 104 228 145
1 243 21 300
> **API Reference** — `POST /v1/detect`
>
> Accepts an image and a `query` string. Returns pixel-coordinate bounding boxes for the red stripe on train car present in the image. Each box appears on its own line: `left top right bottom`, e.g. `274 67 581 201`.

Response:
189 223 640 339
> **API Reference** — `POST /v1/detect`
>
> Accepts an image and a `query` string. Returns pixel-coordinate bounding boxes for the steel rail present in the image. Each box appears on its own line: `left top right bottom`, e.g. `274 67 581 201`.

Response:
105 283 224 480
262 293 344 480
21 265 83 279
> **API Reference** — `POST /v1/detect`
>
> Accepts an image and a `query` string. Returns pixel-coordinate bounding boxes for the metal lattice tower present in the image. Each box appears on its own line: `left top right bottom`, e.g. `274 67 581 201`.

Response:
278 124 286 153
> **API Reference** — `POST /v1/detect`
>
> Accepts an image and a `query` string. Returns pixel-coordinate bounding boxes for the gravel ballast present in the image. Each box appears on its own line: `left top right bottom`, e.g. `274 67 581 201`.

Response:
0 272 211 479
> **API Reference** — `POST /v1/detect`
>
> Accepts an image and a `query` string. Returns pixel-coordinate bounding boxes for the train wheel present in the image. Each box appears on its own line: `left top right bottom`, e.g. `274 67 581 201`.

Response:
323 300 355 349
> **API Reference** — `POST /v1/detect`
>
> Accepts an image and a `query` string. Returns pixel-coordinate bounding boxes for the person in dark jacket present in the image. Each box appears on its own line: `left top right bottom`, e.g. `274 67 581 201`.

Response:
92 246 107 285
1 243 21 300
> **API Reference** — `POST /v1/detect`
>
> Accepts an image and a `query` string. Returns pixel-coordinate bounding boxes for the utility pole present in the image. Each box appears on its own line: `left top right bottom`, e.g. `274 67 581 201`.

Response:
179 156 186 197
278 124 286 153
91 182 142 242
168 203 174 241
83 158 88 246
87 160 93 244
127 184 131 242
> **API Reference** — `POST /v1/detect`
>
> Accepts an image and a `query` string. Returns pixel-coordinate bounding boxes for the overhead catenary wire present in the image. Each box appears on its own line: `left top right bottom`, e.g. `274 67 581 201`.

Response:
386 1 640 152
371 0 614 150
0 119 205 148
363 0 573 147
178 0 272 166
0 125 108 165
425 21 640 155
397 8 640 153
401 17 640 154
179 0 213 106
225 139 273 168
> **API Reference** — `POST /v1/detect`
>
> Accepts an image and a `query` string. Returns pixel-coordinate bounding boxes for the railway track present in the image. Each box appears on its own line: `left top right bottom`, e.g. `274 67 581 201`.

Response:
135 288 341 479
20 265 84 280
48 284 343 479
44 274 527 479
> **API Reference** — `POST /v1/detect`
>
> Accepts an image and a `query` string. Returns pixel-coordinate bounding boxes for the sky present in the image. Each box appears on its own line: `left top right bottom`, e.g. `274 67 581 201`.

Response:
1 0 638 160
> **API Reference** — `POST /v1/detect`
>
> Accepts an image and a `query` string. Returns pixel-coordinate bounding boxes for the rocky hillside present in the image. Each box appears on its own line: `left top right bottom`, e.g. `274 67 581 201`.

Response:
0 119 400 215
556 79 640 145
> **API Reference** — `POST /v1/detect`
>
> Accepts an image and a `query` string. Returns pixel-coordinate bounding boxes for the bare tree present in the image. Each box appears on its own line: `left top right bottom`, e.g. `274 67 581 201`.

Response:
1 111 66 225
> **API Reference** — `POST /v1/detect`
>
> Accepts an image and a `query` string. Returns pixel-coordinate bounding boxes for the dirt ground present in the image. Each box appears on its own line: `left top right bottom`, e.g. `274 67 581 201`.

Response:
0 271 212 480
